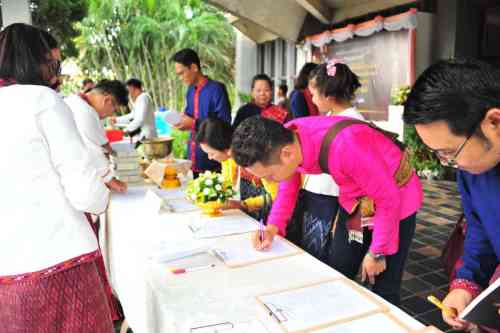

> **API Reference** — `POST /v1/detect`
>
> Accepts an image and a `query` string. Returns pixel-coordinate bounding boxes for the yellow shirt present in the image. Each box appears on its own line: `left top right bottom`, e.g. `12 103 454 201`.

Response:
221 159 278 210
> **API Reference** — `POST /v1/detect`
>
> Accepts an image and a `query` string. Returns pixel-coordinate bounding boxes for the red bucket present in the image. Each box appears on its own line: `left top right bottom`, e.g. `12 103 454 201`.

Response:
106 129 124 143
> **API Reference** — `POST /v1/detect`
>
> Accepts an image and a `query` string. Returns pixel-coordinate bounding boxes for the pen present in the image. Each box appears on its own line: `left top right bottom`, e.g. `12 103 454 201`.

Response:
427 295 458 317
171 264 216 275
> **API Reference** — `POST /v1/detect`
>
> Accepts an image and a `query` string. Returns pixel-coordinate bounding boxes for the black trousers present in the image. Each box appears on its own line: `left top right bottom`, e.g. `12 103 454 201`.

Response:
328 208 416 305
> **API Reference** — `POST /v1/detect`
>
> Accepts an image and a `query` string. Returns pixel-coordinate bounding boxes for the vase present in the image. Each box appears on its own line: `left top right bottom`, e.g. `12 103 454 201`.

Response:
197 201 224 217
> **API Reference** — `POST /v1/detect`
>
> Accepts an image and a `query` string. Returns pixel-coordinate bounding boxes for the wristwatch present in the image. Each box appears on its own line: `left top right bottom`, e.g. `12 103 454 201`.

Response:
367 251 386 262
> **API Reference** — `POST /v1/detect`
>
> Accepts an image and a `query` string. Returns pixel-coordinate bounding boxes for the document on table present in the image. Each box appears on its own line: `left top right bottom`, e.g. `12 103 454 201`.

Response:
257 279 384 333
189 210 259 239
164 198 200 213
213 236 301 267
152 238 212 263
313 313 410 333
190 319 269 333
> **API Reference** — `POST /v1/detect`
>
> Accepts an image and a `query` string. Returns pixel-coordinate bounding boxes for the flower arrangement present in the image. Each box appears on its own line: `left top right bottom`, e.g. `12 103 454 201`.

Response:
186 171 235 204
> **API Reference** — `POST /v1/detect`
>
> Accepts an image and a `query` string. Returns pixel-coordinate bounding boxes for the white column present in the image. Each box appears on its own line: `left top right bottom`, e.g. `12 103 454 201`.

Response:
234 30 258 108
1 0 32 27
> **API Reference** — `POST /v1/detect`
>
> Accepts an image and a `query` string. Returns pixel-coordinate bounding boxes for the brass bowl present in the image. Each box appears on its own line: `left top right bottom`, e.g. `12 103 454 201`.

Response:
142 137 174 160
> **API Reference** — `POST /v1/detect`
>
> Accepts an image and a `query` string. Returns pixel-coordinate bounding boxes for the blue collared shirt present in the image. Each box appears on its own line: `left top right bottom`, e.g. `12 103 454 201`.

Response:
457 165 500 287
184 78 231 172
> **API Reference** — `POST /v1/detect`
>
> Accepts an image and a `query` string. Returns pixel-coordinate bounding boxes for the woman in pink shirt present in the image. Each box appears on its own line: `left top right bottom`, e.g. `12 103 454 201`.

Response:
231 61 423 305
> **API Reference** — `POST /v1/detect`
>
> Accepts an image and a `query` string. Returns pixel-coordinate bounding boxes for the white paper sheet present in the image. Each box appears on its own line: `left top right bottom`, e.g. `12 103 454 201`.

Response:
213 236 300 267
144 189 164 214
152 238 211 263
314 313 409 333
189 210 259 239
163 111 182 126
190 319 269 333
258 279 381 333
164 198 200 213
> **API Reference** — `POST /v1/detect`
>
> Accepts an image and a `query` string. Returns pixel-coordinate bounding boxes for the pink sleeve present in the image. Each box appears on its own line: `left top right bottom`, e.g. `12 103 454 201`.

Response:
267 171 301 236
331 131 402 255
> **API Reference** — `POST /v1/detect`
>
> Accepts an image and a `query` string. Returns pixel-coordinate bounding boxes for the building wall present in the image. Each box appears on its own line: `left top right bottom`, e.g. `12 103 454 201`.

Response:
235 35 305 106
1 0 32 27
235 30 258 108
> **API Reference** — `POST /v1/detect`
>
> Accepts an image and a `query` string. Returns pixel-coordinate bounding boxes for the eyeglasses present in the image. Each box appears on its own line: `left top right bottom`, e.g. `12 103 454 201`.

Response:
431 133 472 168
47 59 61 77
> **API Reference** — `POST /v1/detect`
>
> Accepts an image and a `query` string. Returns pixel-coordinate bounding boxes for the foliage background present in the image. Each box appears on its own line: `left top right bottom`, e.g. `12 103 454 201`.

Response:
75 0 235 112
32 0 236 158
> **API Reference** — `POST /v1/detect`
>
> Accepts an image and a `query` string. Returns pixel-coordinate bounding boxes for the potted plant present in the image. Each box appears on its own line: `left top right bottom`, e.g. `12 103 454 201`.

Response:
185 171 235 216
391 86 444 180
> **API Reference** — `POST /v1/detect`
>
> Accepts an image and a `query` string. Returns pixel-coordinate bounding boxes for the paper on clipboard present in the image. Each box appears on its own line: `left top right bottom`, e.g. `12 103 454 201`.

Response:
213 236 302 268
256 278 386 333
164 111 182 126
312 313 411 333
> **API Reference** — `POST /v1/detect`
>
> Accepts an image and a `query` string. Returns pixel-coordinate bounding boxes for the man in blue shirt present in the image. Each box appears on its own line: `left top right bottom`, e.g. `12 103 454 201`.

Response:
404 58 500 331
171 48 231 176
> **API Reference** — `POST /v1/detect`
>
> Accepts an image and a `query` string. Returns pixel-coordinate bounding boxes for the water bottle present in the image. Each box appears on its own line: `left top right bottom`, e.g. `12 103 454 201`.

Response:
155 106 171 137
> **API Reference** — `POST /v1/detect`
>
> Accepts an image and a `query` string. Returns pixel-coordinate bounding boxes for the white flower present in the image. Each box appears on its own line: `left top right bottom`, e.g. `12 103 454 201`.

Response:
217 175 225 183
215 184 222 191
190 193 197 200
203 188 210 195
203 171 212 177
205 179 213 186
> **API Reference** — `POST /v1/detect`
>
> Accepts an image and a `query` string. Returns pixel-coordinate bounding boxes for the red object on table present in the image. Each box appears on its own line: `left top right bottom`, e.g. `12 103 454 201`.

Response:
106 129 124 143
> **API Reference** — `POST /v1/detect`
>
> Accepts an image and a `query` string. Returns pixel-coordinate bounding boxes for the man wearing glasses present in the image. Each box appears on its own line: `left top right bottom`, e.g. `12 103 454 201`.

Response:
404 58 500 332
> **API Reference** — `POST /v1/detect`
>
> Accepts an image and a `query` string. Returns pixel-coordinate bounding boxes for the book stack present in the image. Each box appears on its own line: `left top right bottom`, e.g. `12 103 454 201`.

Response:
110 142 143 184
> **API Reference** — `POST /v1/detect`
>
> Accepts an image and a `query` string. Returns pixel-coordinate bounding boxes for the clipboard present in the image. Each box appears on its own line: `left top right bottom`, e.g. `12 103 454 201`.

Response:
311 312 415 333
256 277 389 333
212 235 303 268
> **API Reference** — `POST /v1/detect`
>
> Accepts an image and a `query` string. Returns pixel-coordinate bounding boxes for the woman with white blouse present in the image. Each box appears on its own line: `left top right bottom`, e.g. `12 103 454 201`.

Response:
0 24 113 332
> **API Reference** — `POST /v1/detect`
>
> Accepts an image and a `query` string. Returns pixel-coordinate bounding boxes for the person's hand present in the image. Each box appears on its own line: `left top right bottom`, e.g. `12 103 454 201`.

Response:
361 254 386 285
106 178 128 193
173 114 194 131
109 117 117 125
442 289 474 330
252 224 278 251
222 200 245 211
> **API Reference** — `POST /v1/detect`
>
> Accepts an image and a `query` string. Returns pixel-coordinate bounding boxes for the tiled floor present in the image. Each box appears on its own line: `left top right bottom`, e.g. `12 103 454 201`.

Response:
114 180 466 333
399 180 465 332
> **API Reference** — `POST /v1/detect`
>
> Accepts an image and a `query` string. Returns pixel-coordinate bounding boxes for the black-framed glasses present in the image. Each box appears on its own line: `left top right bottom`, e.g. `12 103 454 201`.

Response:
431 133 473 168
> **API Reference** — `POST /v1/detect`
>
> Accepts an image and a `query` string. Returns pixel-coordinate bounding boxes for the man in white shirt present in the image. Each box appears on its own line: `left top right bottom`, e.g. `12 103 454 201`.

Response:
65 80 129 193
112 78 157 142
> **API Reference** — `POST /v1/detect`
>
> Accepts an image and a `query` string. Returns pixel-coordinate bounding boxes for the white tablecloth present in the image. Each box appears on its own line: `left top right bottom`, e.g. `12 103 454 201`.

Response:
101 185 426 333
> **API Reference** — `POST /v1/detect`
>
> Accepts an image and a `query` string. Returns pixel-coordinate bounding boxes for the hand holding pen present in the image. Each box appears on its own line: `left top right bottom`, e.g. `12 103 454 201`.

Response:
252 224 278 251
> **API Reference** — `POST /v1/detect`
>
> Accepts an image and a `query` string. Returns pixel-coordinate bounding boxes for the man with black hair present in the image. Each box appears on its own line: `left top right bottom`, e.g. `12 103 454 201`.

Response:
82 78 95 93
112 78 157 141
404 58 500 331
231 114 422 306
65 79 129 193
171 48 231 176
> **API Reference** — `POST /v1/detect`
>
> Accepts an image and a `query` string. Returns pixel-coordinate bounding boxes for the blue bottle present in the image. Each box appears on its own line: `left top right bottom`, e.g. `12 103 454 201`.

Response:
155 106 171 137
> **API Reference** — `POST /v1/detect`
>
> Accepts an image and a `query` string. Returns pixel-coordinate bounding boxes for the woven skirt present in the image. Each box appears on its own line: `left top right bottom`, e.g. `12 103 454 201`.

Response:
0 260 113 333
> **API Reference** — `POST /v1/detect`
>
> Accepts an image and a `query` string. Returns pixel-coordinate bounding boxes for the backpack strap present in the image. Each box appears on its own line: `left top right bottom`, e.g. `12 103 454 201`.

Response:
319 119 412 186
